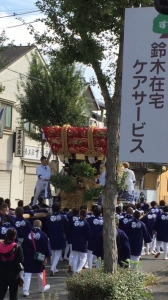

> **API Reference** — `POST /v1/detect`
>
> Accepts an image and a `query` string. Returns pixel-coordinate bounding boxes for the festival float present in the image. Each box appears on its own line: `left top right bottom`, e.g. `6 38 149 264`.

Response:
43 125 108 208
43 124 107 159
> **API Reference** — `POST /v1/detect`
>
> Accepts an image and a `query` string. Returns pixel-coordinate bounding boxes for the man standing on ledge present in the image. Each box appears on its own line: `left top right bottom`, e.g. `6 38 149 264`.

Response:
32 156 51 206
122 162 136 204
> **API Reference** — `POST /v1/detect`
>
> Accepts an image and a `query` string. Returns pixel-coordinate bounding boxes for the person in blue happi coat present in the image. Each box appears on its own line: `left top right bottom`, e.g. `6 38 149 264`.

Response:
159 200 166 212
88 207 103 269
61 207 70 261
0 204 8 225
154 205 168 260
140 197 149 212
0 203 16 225
71 209 91 274
67 208 79 271
119 206 133 232
125 210 151 265
116 223 131 267
0 198 4 205
116 206 124 220
22 219 51 297
141 201 160 255
47 202 68 276
149 201 161 215
12 207 32 246
0 215 18 242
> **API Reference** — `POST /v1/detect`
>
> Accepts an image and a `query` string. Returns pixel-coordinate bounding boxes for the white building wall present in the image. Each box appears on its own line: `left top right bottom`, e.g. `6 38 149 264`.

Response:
0 49 52 207
10 156 24 203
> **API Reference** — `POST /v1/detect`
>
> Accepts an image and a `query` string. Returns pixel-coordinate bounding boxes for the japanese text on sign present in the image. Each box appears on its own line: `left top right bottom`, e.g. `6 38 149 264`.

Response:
15 128 24 157
130 42 167 154
24 145 55 160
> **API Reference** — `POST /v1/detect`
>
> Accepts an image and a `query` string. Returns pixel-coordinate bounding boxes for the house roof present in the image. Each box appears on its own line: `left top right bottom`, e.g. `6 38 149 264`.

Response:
0 45 36 71
98 100 105 109
85 86 100 111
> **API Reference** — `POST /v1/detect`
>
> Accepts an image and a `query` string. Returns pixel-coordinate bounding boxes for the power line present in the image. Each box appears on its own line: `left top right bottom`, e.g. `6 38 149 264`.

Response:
0 77 20 83
0 8 37 12
0 10 40 19
6 68 44 82
0 21 38 30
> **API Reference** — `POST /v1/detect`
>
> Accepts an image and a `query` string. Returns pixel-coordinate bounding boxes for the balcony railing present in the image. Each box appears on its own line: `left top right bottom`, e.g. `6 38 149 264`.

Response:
129 162 148 170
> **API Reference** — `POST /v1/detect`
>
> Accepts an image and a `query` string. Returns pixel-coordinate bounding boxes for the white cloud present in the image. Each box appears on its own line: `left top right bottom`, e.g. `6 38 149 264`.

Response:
0 8 105 101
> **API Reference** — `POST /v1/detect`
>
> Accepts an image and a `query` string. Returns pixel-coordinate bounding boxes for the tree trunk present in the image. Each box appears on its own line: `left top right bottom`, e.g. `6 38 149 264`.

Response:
104 33 124 273
47 150 52 163
41 139 45 156
92 32 124 273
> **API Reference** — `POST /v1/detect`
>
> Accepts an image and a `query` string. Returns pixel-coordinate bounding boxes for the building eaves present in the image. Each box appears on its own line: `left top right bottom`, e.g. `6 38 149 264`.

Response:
0 45 36 73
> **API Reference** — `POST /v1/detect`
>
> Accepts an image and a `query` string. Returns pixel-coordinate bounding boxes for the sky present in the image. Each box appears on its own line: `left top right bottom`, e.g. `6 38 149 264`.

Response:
0 1 107 102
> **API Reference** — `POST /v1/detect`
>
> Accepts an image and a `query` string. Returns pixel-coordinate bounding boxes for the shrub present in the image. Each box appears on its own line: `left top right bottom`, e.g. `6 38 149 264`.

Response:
66 268 153 300
83 186 104 202
50 174 77 192
72 162 96 179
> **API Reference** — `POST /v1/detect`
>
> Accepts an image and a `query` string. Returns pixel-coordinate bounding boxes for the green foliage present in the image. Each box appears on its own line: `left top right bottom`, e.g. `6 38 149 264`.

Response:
50 174 77 192
33 0 153 89
51 162 97 194
83 186 104 202
24 130 42 142
34 0 153 54
0 31 8 67
0 31 9 93
16 53 87 140
117 170 128 191
0 31 16 94
72 162 96 179
0 82 5 94
66 268 152 300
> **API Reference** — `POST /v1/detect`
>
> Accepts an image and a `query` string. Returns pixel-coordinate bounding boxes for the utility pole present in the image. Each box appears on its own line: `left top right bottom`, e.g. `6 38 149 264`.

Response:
41 131 46 156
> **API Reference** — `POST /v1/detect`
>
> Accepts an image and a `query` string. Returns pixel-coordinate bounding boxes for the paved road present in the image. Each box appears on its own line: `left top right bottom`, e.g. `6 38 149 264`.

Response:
5 253 168 299
141 254 168 300
5 260 69 300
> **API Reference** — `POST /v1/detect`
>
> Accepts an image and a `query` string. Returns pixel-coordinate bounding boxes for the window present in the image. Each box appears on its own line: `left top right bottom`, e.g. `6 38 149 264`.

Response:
24 122 30 132
5 105 12 128
0 102 12 130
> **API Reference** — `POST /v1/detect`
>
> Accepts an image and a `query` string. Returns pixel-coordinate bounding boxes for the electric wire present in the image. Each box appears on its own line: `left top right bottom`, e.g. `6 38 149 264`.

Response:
0 8 37 12
0 10 40 19
0 21 38 30
6 68 44 82
0 77 20 83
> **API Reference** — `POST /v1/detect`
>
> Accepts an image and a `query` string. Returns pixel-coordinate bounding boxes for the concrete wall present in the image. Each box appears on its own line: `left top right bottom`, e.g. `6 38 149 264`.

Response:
144 173 158 190
143 170 168 204
157 170 168 204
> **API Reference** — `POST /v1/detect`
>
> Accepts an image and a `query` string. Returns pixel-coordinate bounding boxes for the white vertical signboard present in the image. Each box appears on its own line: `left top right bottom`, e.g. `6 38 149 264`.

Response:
15 127 24 157
119 7 168 163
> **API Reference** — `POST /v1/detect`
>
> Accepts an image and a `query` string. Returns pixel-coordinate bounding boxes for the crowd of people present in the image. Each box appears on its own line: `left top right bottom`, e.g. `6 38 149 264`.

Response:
0 194 168 299
117 197 168 259
0 157 168 299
